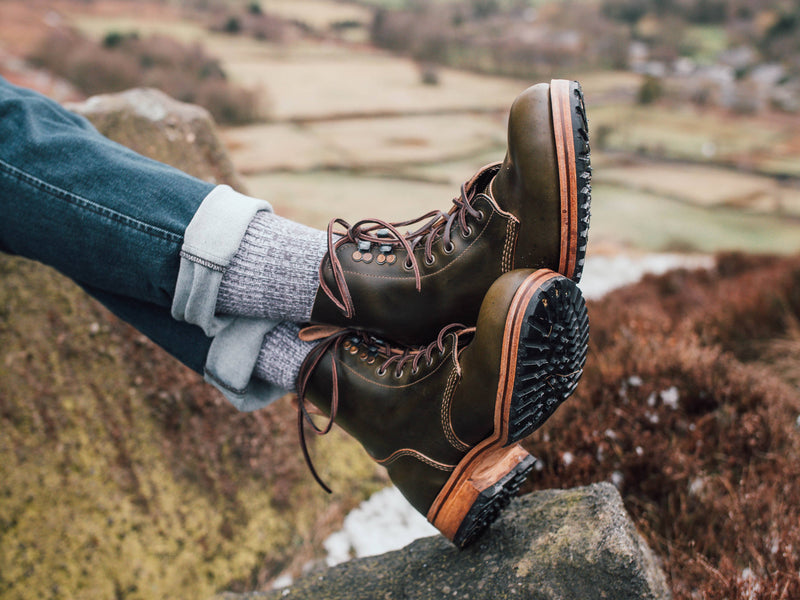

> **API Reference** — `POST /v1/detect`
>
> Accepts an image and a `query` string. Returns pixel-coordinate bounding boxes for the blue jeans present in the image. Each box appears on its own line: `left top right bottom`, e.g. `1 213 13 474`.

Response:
0 77 215 373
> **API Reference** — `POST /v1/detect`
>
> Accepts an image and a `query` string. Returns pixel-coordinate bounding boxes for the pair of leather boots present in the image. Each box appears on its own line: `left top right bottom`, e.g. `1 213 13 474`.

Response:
295 80 591 548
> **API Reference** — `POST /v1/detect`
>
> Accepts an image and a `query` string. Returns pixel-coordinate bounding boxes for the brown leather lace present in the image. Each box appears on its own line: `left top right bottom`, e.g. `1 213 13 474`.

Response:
319 182 487 318
295 324 474 492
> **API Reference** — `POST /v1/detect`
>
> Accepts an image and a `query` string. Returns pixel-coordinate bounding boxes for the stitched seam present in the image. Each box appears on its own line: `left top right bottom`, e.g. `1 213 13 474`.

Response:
375 449 456 471
204 367 249 395
440 369 471 452
0 157 184 243
180 250 225 272
501 217 519 273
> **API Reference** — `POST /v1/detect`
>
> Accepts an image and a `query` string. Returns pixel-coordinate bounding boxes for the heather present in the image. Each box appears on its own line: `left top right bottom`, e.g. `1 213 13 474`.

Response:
522 253 800 598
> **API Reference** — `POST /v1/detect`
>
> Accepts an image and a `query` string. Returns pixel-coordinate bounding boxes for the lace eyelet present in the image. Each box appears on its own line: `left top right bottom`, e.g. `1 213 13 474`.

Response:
376 367 387 377
475 210 485 222
460 226 473 239
442 242 455 255
402 258 414 271
394 369 405 379
424 255 435 266
411 367 419 375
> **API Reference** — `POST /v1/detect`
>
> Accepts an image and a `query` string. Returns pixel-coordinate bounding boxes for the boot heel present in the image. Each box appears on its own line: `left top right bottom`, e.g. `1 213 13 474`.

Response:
428 443 535 549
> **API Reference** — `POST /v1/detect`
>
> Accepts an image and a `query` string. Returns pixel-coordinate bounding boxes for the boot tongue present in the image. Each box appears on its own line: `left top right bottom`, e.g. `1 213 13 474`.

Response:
464 162 502 197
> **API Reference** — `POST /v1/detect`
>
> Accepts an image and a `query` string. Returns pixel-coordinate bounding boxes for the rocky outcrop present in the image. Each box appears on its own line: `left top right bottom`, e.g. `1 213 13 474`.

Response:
66 87 247 191
219 482 671 600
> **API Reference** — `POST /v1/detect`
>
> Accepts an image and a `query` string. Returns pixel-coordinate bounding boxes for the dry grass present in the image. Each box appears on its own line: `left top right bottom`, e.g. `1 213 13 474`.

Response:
222 112 506 175
251 0 372 31
597 162 800 217
591 103 800 177
521 252 800 599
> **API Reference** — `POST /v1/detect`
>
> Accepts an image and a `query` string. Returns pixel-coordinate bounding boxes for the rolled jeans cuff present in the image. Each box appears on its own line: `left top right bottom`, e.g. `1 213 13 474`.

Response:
171 184 286 411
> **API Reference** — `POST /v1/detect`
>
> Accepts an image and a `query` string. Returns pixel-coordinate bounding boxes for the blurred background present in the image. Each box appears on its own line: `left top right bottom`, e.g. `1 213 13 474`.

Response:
1 0 799 599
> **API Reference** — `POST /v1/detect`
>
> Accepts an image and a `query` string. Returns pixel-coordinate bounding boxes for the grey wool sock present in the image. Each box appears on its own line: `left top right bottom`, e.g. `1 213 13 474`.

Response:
254 322 316 392
216 211 328 322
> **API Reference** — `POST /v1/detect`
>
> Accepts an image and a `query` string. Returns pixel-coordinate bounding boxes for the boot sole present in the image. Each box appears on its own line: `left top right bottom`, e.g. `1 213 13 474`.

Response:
550 79 591 283
428 270 589 548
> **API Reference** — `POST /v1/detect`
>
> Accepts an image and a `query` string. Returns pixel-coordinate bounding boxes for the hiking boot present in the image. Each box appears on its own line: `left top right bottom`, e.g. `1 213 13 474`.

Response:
310 79 591 345
297 269 589 548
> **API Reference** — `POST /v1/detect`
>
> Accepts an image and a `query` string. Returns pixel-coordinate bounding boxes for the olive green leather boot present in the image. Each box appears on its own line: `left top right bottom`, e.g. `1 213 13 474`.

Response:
297 269 589 548
310 80 591 345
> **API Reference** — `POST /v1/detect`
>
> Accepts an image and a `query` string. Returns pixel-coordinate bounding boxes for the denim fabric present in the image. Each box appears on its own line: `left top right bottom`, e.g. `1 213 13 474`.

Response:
0 76 214 372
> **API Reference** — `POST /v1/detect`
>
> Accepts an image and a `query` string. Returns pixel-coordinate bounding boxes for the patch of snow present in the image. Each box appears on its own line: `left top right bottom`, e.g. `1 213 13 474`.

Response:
611 471 624 488
627 375 643 387
580 254 714 300
738 567 762 600
660 386 680 410
688 477 705 497
271 574 293 590
322 487 437 567
562 451 574 467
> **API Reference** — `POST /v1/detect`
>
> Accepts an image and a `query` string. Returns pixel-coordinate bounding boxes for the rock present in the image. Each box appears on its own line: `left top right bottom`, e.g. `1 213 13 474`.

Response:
65 87 247 191
218 482 671 600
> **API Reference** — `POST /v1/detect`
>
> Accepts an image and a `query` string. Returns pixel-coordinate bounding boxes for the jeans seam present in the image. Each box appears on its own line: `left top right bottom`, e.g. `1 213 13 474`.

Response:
179 250 225 272
205 367 249 395
0 157 184 244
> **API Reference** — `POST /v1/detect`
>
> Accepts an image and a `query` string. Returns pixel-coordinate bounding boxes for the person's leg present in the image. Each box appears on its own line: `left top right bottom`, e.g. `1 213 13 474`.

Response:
82 285 313 388
0 76 212 307
0 77 315 409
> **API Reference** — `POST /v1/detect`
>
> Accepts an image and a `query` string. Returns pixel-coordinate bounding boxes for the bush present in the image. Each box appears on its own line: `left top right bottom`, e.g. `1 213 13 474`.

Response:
28 28 263 125
521 253 800 598
638 75 663 104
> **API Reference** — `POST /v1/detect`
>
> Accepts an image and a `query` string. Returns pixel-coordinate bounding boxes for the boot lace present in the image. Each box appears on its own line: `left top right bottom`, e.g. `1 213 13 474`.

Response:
295 324 474 492
320 182 487 318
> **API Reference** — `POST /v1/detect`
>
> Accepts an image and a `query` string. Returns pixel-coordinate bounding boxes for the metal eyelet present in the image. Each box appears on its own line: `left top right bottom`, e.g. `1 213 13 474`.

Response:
475 210 485 222
367 356 376 364
376 367 387 377
394 369 405 379
442 242 455 254
411 367 420 375
402 258 414 271
424 254 435 266
460 226 473 239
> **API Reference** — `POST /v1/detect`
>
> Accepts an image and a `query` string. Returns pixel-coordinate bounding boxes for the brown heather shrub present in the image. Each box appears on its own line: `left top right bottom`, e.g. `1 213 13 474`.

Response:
521 252 800 598
28 28 262 125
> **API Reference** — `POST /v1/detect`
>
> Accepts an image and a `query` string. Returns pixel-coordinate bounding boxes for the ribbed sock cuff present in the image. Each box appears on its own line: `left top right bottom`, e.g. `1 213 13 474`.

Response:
216 211 327 323
253 322 315 392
